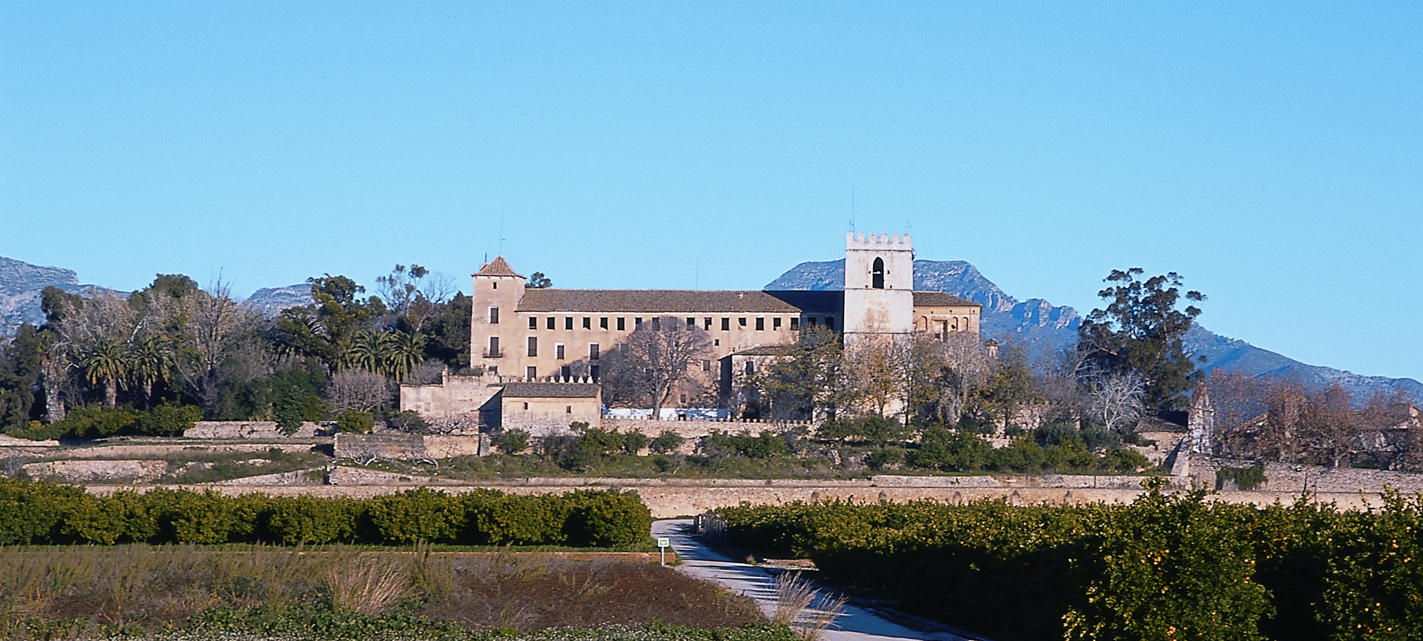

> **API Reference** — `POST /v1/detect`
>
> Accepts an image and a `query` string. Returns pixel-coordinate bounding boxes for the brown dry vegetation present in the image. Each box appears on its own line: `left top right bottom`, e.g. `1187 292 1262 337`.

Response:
0 545 763 635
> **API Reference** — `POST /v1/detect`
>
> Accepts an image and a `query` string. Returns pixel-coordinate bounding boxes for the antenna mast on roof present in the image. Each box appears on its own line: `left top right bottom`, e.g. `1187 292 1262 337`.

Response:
498 212 506 256
850 184 856 233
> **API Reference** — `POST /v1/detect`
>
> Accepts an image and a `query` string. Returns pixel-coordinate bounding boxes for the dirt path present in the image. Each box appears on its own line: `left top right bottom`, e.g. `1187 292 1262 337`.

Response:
651 520 978 641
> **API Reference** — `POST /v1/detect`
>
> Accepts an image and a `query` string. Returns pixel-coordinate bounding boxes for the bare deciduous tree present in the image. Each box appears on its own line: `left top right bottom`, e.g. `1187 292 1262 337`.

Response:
599 316 713 418
325 369 394 413
1089 372 1146 433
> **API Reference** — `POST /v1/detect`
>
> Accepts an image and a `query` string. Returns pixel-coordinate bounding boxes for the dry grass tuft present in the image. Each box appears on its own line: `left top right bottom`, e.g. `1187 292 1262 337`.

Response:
771 572 846 641
326 554 410 616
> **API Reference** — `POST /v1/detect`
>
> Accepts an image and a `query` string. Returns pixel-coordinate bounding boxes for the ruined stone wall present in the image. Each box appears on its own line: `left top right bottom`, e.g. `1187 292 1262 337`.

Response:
334 433 428 461
400 374 501 420
185 421 327 439
1189 454 1423 494
601 418 811 453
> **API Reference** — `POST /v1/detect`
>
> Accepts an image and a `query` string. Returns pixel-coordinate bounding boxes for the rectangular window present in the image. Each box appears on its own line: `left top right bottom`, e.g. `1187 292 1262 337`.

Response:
527 337 537 357
635 317 643 328
582 317 591 329
555 343 565 360
565 405 572 414
773 317 782 329
523 401 529 410
739 317 747 328
808 317 818 327
565 317 573 330
791 317 800 330
529 317 537 329
704 317 712 330
590 365 599 381
650 317 659 330
721 317 730 331
679 394 687 405
546 317 555 330
825 317 835 330
687 317 696 328
489 307 500 324
617 317 626 331
755 317 765 331
589 343 600 360
488 336 500 356
702 359 711 372
560 366 571 379
600 317 609 329
713 339 720 346
525 367 536 380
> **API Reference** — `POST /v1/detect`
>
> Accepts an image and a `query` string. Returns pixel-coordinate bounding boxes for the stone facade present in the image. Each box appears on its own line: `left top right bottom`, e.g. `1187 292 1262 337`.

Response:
844 232 916 346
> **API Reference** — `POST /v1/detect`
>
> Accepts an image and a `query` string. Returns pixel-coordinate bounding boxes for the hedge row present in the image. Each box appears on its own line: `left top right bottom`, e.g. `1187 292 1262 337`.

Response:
718 483 1423 641
0 479 651 547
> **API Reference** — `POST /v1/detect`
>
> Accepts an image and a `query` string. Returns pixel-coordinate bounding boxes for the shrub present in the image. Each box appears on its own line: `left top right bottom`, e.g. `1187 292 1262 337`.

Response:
491 428 531 454
336 410 375 433
138 402 203 436
381 409 430 433
649 430 685 454
910 426 990 471
620 430 650 455
1216 465 1267 491
864 447 903 470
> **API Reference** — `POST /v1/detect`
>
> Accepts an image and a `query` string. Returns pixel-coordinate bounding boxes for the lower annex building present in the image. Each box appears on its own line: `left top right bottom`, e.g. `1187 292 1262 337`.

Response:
401 233 981 430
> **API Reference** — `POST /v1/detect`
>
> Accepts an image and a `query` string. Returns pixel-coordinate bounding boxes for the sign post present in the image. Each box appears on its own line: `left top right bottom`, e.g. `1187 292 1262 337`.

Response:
657 537 670 565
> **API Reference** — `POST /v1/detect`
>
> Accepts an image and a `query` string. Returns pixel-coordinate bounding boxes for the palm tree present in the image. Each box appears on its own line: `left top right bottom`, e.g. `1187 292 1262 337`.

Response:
128 334 175 408
387 331 427 383
82 339 129 408
343 329 393 375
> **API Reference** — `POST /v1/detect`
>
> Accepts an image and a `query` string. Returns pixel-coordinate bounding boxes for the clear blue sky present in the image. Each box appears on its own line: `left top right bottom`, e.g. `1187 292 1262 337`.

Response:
2 2 1419 381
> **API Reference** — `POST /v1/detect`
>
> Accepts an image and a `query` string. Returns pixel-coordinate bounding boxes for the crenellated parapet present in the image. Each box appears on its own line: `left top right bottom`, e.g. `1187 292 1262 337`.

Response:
846 231 913 249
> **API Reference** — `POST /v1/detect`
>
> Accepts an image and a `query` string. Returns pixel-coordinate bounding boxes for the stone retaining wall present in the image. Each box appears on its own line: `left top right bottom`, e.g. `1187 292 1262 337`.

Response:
185 421 329 439
1188 455 1423 494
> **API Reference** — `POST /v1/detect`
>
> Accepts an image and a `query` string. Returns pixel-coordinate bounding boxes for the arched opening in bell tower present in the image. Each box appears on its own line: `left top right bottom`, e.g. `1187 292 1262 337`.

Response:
872 257 885 289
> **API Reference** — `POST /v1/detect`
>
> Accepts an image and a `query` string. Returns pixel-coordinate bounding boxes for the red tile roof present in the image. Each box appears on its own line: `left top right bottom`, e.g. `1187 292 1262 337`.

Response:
475 256 522 278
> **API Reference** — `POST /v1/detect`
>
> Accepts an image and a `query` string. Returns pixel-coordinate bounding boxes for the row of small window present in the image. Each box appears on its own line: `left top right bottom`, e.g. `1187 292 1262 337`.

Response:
489 308 836 332
487 337 601 360
489 365 597 382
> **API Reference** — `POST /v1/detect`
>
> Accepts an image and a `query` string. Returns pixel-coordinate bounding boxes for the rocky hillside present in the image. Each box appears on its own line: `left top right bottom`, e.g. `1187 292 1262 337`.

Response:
0 256 95 334
245 284 313 318
768 259 1423 405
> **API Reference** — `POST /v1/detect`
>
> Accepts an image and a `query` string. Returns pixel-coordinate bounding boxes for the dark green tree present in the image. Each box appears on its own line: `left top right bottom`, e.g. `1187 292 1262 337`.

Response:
272 275 385 372
750 325 841 420
0 325 44 430
1077 268 1205 412
424 293 472 368
525 272 552 289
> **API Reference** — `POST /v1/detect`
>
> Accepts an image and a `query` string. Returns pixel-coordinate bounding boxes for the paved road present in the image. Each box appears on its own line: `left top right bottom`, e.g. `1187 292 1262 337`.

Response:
652 520 975 641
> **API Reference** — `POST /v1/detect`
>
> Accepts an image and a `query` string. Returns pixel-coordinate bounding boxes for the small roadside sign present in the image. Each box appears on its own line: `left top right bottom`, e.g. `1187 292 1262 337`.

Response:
658 537 671 565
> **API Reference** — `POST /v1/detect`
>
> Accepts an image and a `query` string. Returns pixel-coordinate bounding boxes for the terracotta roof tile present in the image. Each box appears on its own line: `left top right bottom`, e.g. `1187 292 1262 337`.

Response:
913 291 980 308
475 256 523 278
517 290 841 314
502 382 600 398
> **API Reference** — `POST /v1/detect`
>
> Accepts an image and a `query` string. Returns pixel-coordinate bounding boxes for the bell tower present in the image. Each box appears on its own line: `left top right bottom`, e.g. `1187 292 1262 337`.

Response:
843 232 914 347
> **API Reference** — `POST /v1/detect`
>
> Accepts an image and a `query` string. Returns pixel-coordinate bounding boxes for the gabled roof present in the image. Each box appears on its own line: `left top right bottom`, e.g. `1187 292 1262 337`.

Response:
475 256 523 278
517 289 820 314
913 291 980 308
502 382 599 398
